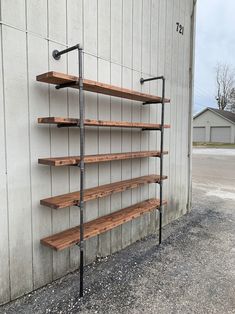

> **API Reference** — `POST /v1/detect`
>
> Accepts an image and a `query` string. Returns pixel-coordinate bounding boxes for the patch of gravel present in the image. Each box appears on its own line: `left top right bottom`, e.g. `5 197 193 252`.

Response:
1 187 235 314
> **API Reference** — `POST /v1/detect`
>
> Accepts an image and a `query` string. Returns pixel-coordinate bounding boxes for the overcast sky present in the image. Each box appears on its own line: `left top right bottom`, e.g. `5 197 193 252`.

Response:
194 0 235 113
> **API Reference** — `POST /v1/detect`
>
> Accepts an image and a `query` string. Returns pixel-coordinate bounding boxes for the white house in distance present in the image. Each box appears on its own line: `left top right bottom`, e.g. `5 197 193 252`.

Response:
193 107 235 143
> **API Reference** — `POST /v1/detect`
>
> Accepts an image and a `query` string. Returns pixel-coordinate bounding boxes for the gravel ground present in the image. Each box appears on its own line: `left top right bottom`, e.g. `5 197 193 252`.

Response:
1 149 235 314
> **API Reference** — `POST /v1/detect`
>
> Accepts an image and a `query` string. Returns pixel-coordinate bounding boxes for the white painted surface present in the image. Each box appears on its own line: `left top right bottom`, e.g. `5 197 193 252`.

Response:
0 0 195 303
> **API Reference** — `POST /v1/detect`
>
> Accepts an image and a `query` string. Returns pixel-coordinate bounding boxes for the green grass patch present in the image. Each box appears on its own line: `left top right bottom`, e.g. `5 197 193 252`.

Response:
193 142 235 148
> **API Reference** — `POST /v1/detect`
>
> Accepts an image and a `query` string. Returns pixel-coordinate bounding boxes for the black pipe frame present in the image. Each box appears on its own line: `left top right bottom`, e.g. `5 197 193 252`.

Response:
52 46 166 295
140 76 166 245
52 44 85 298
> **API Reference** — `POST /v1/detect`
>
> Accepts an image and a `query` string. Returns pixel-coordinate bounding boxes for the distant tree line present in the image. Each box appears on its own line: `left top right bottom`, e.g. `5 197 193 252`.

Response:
215 63 235 111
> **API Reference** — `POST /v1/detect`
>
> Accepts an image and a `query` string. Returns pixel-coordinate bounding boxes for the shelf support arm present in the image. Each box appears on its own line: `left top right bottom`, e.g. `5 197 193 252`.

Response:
52 44 80 60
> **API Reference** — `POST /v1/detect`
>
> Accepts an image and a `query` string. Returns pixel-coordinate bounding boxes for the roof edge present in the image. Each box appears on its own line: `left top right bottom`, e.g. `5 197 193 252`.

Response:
193 107 208 119
193 107 235 125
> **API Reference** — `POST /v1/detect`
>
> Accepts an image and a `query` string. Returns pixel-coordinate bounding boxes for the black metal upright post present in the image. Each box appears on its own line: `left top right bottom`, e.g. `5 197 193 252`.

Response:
159 77 165 245
78 46 84 298
140 76 165 245
52 44 85 297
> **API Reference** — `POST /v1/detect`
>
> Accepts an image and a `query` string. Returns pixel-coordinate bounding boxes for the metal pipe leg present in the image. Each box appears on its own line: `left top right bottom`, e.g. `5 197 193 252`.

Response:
78 46 85 298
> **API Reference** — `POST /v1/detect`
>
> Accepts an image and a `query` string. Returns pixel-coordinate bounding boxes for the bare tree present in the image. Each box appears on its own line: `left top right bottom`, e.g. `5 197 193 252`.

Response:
228 88 235 113
229 88 235 105
215 63 235 110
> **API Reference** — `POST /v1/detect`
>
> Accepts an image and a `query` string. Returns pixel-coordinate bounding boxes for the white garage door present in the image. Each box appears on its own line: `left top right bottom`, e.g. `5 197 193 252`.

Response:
210 127 231 143
193 127 206 142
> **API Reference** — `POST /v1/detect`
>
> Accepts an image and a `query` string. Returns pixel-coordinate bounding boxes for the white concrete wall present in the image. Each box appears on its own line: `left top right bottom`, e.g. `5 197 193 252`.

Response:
193 110 235 143
0 0 195 304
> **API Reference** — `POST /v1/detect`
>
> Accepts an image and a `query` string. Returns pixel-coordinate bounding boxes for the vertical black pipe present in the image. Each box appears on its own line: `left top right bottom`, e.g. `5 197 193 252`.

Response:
78 46 84 298
52 43 85 297
159 77 165 245
140 75 166 245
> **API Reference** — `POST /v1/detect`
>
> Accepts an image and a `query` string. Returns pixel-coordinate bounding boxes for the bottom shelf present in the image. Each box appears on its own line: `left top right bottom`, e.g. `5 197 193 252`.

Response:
41 198 167 251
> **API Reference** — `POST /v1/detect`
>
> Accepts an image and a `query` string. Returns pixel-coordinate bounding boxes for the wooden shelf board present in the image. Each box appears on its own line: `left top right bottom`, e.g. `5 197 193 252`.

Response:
40 175 167 209
38 117 170 130
38 151 168 166
37 71 170 103
41 198 167 251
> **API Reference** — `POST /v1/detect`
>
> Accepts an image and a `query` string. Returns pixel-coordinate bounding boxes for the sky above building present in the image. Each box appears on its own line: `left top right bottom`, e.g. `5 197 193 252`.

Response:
194 0 235 113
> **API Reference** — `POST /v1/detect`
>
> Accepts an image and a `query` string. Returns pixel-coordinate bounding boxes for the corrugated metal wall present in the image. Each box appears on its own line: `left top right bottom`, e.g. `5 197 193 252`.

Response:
0 0 195 304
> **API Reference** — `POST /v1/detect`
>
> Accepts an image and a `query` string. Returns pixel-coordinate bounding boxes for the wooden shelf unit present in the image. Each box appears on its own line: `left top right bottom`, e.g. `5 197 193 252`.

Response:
36 44 170 297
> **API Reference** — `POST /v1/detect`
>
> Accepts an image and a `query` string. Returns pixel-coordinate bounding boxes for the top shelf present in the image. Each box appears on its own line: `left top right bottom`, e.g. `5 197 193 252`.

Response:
36 72 170 103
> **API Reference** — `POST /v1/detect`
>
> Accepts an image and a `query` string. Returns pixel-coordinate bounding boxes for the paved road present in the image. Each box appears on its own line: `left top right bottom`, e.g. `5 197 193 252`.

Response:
1 148 235 314
193 148 235 200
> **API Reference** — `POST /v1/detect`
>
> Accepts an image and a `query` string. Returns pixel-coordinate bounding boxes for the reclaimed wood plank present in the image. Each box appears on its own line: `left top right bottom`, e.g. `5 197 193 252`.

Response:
36 71 170 103
41 199 167 251
38 117 170 129
40 175 167 209
38 151 168 166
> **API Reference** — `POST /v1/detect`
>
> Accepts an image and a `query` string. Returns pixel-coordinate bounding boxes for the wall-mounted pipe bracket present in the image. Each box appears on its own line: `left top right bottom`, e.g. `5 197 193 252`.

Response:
52 43 80 60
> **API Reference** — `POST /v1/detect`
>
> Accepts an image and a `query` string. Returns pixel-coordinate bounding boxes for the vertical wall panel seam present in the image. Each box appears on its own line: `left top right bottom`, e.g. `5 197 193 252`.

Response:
0 21 11 302
166 0 172 216
109 0 112 252
181 2 187 211
109 0 112 250
147 0 150 225
82 0 85 263
130 0 134 239
95 0 98 257
163 0 167 208
65 0 72 267
109 3 111 251
149 0 153 228
149 0 152 197
130 0 133 192
120 0 124 246
176 0 181 216
156 0 160 186
176 0 182 212
173 0 178 218
178 0 184 213
169 0 175 207
173 0 179 219
97 0 101 255
187 0 196 212
140 0 143 205
47 0 53 279
25 0 34 290
150 0 155 201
